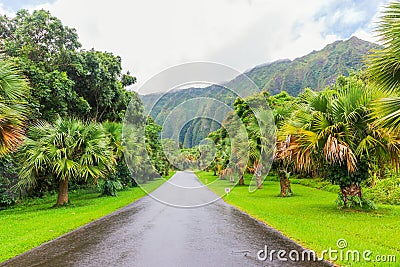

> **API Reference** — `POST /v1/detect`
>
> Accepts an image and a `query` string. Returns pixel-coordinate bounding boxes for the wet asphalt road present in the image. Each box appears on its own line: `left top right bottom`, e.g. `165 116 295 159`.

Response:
2 171 331 267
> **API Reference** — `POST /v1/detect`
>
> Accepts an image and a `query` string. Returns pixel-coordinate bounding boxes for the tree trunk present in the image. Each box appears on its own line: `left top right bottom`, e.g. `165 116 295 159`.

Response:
279 170 292 197
132 176 138 187
213 169 217 176
340 184 362 205
229 173 234 183
237 163 245 185
254 162 263 189
256 175 263 189
219 169 226 180
56 179 69 206
238 176 244 185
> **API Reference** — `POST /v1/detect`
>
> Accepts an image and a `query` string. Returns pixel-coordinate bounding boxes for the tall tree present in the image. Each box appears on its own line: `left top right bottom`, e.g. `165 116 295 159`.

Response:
145 117 170 177
0 9 84 121
274 136 293 196
0 9 137 122
68 49 137 122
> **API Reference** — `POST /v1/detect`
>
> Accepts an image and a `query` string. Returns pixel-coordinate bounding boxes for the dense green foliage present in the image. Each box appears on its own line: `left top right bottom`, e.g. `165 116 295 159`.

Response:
280 76 399 176
0 155 20 208
0 5 397 209
0 9 137 122
206 74 400 206
143 85 233 148
141 37 376 148
364 175 400 205
0 9 153 206
145 117 166 175
1 3 400 264
240 36 376 95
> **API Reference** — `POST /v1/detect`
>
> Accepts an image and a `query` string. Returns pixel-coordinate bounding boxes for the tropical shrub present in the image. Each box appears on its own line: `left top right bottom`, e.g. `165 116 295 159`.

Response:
0 154 19 208
335 194 377 210
364 176 400 205
99 179 123 197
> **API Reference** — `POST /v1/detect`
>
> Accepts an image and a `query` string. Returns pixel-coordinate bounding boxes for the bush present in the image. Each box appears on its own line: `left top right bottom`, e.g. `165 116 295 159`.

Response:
0 155 19 208
98 159 135 197
326 159 369 188
364 176 400 205
290 178 340 193
0 155 19 190
99 179 123 197
0 192 16 209
115 160 135 187
335 194 377 210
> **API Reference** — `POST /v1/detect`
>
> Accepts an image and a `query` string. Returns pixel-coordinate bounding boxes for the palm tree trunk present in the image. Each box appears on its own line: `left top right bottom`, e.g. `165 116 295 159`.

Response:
279 170 292 197
254 162 263 189
238 167 244 185
256 176 263 189
340 184 362 205
236 162 245 185
56 179 69 206
239 175 244 185
229 173 234 183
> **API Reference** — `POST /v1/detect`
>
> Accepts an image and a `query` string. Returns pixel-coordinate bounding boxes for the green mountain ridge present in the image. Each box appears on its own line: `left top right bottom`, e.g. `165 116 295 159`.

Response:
140 36 377 147
224 36 377 96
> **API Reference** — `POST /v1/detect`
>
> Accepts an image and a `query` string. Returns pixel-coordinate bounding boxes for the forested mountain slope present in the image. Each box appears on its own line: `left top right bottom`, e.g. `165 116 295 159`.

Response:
141 36 377 147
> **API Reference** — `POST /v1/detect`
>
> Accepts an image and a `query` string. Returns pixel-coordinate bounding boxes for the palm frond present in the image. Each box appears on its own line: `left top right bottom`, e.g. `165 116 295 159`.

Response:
324 135 357 173
365 2 400 92
372 97 400 132
0 61 29 156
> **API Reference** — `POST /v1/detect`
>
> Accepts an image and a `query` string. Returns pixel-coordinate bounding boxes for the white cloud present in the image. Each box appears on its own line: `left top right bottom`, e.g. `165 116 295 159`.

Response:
0 3 16 16
8 0 386 93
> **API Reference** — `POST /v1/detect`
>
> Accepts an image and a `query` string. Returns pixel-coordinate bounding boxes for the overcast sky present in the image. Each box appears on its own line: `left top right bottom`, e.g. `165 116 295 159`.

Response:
0 0 390 94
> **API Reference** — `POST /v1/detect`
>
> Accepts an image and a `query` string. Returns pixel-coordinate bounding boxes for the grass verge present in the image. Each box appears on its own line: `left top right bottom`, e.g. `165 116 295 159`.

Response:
0 172 175 262
196 171 400 267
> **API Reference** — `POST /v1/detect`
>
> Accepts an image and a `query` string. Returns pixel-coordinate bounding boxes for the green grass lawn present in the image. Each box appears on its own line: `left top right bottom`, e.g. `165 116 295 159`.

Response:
0 172 175 262
196 171 400 267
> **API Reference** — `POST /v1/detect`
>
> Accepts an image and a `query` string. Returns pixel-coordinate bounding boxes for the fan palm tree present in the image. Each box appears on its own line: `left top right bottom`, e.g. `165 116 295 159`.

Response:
274 135 294 196
103 121 123 159
366 2 400 132
281 77 400 204
0 61 29 157
17 117 115 206
247 109 276 190
227 118 249 186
